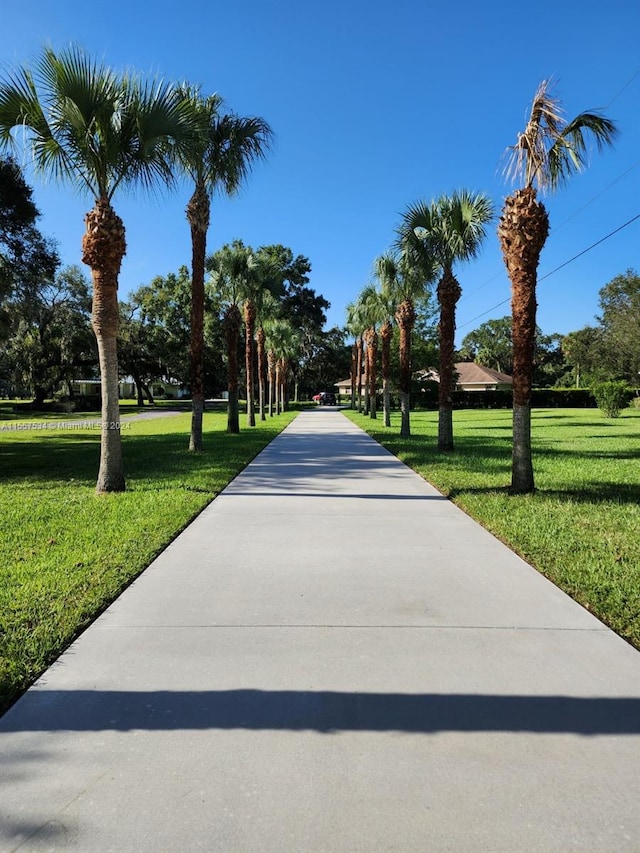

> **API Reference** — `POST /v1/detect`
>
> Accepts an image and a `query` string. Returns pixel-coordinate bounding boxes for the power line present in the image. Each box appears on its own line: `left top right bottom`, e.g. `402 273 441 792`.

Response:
459 71 640 308
457 212 640 331
602 68 640 109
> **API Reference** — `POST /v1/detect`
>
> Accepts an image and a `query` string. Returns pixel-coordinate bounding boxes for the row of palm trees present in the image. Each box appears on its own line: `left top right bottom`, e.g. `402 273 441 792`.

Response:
0 45 272 493
206 240 300 433
348 80 617 493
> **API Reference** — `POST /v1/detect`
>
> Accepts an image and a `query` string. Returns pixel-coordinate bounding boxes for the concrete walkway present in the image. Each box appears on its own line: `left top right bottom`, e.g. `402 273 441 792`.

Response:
2 410 640 852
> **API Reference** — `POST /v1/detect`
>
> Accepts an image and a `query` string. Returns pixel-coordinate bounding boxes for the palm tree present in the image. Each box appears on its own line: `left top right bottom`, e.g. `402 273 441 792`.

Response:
500 80 617 493
345 299 367 413
399 190 493 451
359 283 391 420
0 46 191 492
208 241 251 433
264 318 298 415
242 251 283 427
374 252 436 437
255 291 280 421
369 267 398 427
177 87 271 450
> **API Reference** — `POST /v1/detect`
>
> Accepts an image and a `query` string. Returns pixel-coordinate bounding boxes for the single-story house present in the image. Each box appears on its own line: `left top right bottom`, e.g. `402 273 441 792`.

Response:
66 378 189 399
417 363 513 392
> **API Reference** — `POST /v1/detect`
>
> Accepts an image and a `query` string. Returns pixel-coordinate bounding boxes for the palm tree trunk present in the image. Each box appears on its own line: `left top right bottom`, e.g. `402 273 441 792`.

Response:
356 336 364 413
186 185 209 452
224 303 241 434
244 299 256 427
81 198 126 493
396 300 416 439
275 360 281 415
267 350 276 417
498 187 549 494
381 320 392 427
437 270 462 452
366 328 378 419
257 327 266 421
350 342 357 410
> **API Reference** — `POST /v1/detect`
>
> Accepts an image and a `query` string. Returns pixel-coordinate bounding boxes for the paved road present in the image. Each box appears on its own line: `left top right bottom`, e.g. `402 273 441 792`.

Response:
2 410 640 851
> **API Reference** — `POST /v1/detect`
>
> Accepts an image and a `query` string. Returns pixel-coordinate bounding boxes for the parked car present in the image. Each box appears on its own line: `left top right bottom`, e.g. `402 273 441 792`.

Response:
319 391 336 405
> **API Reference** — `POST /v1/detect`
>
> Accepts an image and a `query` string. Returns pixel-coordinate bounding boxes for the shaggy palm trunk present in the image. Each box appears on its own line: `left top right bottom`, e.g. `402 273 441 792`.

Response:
224 303 242 434
396 299 416 438
257 327 266 421
350 342 357 410
267 350 276 417
275 360 281 415
498 187 549 494
365 328 378 419
437 270 462 452
82 198 126 493
363 338 370 415
381 320 392 427
186 185 209 452
356 336 364 413
244 299 256 427
279 358 287 412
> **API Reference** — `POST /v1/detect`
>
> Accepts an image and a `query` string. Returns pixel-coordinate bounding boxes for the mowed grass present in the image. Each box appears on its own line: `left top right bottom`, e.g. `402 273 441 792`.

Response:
0 409 297 713
344 407 640 648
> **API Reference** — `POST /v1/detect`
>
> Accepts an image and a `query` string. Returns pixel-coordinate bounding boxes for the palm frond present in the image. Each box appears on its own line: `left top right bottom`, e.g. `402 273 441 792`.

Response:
503 79 618 192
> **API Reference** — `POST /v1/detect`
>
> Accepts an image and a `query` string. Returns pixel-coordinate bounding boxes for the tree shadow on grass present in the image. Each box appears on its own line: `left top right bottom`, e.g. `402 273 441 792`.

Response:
0 426 288 490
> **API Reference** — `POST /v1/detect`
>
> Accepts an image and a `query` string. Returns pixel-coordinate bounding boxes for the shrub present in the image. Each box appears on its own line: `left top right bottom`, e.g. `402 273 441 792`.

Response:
591 381 632 418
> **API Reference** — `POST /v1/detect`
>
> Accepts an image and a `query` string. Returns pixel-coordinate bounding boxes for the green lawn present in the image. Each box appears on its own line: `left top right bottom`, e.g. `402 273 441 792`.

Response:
0 408 297 713
344 407 640 649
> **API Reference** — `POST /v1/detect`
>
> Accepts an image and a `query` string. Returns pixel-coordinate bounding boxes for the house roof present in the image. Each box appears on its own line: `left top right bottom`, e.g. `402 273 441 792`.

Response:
417 363 512 385
454 362 512 385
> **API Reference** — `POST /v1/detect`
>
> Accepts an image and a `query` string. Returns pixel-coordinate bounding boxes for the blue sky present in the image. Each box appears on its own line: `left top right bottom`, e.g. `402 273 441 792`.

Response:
2 0 638 344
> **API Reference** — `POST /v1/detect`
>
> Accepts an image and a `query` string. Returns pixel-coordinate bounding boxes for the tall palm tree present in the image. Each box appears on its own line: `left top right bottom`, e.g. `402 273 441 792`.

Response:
399 190 493 451
0 46 191 492
255 290 280 421
177 87 271 450
208 241 251 433
345 299 367 413
264 318 297 415
500 80 617 493
369 266 398 427
359 283 391 421
375 252 436 437
241 251 283 427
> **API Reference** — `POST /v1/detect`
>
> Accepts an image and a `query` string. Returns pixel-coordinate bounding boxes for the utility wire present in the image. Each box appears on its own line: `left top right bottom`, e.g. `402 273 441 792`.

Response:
458 71 640 308
457 212 640 331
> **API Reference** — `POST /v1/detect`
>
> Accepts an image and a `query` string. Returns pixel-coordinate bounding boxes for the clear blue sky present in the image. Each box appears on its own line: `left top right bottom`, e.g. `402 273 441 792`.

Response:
2 0 638 344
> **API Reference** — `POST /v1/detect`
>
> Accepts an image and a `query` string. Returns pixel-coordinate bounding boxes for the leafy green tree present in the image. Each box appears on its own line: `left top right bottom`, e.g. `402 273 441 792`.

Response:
0 46 193 492
461 316 564 387
4 265 94 404
268 246 326 399
302 326 351 399
597 269 640 383
561 326 605 387
398 190 493 452
123 268 225 401
498 79 617 493
460 317 514 373
0 157 59 340
177 87 271 449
